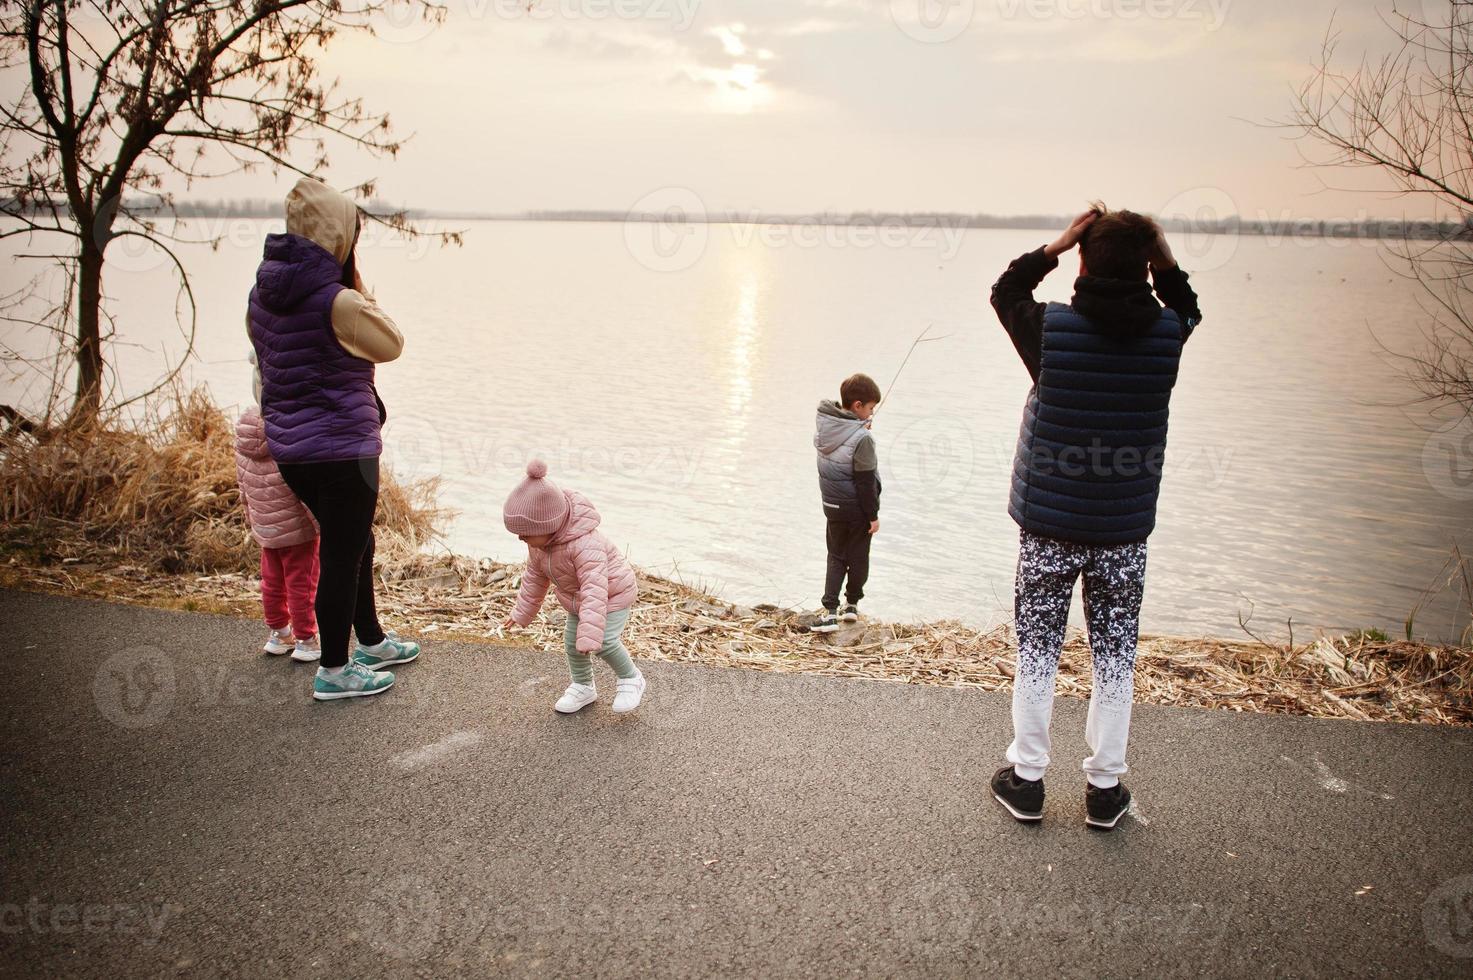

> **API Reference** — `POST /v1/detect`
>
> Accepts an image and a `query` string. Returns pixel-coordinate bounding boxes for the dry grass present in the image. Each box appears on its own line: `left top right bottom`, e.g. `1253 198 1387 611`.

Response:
3 549 1468 728
0 387 444 573
1 390 1469 727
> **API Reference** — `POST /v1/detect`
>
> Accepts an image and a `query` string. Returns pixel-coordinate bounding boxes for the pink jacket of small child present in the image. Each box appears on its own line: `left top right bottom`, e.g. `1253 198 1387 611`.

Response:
510 490 638 652
234 407 318 549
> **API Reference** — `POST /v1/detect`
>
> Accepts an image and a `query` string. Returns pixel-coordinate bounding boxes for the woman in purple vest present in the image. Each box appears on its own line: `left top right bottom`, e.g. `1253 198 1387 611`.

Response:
247 178 422 701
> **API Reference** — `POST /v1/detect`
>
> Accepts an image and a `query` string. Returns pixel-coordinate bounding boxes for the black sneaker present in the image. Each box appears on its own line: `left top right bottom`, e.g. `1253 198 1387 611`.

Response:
810 610 841 633
991 766 1044 822
1085 781 1132 830
839 603 860 623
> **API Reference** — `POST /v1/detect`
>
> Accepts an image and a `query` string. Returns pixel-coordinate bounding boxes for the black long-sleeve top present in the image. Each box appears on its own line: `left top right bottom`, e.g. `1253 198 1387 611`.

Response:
989 247 1202 381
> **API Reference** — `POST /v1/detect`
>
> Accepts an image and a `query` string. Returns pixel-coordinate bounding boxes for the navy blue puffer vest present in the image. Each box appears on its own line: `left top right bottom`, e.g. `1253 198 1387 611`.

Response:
1009 302 1184 545
247 233 383 464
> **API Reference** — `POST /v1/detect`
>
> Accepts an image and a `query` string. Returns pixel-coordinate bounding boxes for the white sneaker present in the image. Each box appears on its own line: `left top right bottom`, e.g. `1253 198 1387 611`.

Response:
291 635 321 663
612 672 646 714
263 628 294 655
555 682 598 714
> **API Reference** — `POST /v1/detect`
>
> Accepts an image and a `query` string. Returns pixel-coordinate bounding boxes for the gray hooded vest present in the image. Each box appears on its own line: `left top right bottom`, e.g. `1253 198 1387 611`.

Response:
814 401 879 523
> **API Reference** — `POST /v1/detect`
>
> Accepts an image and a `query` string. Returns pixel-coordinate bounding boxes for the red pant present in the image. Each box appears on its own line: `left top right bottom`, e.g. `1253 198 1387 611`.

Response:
260 539 320 639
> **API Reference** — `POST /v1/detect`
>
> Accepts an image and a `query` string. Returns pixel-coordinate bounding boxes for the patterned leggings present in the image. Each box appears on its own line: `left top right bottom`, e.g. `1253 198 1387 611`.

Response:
1006 530 1147 789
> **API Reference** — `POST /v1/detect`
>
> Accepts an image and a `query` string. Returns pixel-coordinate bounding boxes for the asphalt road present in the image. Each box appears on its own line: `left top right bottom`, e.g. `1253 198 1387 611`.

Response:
2 588 1471 978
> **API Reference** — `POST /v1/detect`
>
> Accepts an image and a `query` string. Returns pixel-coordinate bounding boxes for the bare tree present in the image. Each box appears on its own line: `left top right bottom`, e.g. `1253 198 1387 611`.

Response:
1286 1 1473 414
0 0 456 426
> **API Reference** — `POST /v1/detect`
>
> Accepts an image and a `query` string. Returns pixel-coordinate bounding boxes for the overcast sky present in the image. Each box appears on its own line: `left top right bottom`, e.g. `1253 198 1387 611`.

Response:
222 1 1451 220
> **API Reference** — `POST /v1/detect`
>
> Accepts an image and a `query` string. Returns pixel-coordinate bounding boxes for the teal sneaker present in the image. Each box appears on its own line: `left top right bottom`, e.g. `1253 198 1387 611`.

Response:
313 662 395 701
352 631 421 669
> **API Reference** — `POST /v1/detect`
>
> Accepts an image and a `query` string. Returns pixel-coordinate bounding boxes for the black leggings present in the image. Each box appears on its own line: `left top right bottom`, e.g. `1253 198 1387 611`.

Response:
277 457 386 668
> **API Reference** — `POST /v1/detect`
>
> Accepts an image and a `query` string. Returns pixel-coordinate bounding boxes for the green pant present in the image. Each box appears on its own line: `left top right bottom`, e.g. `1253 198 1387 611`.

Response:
564 608 637 685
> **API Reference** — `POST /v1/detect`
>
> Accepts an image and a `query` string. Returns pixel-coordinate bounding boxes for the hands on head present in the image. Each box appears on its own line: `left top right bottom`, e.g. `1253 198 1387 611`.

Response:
1045 205 1178 274
1044 207 1102 258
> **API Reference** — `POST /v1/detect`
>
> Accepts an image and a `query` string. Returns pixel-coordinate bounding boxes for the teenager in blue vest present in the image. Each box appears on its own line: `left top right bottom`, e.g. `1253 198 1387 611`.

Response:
248 178 423 702
988 206 1201 830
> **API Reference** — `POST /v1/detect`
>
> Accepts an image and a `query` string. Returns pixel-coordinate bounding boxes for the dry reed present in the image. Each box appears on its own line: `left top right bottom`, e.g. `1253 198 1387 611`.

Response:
1 391 1468 727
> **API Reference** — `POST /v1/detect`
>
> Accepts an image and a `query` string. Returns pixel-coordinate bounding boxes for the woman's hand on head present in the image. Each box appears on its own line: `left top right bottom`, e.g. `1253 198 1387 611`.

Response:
1044 209 1100 258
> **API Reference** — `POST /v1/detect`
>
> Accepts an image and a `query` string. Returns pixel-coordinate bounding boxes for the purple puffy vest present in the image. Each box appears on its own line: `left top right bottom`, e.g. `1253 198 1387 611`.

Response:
247 233 383 464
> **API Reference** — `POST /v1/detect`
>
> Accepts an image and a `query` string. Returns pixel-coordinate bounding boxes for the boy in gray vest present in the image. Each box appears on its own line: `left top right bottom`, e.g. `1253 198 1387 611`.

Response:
987 206 1202 830
812 373 883 632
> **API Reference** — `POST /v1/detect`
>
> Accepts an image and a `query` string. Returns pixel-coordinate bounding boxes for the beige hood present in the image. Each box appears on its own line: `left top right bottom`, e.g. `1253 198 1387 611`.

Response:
284 177 359 264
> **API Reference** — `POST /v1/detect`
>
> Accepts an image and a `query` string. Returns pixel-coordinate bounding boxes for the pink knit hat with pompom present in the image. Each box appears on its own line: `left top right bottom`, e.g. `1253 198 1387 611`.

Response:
503 459 569 536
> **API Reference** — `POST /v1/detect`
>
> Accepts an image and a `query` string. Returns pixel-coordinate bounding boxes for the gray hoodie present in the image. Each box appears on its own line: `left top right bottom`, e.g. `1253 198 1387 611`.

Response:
814 400 880 523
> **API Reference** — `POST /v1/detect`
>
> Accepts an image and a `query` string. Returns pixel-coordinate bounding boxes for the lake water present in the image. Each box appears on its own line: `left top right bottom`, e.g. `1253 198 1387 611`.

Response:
3 218 1470 641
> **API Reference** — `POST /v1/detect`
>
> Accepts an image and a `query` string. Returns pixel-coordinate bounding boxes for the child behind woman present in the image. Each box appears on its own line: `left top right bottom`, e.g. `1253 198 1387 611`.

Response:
500 460 646 714
235 397 321 662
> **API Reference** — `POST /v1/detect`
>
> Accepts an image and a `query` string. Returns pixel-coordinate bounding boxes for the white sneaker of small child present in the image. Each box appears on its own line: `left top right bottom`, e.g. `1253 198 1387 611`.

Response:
555 682 598 714
263 628 294 655
612 672 646 714
291 635 321 663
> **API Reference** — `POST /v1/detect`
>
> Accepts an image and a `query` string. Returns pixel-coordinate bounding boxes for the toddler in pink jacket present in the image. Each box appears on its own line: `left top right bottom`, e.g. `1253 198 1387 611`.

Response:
235 405 321 662
500 459 645 714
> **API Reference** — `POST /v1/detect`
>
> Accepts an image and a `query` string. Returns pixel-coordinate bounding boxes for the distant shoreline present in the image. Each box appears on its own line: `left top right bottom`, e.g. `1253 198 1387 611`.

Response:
3 199 1466 242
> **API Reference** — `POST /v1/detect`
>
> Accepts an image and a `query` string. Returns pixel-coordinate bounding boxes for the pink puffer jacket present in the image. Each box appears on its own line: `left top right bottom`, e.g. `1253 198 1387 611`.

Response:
510 489 638 652
234 407 319 549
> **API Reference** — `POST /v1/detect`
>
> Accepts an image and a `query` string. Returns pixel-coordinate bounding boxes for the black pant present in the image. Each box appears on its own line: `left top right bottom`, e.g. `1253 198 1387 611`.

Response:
277 457 386 668
823 519 872 610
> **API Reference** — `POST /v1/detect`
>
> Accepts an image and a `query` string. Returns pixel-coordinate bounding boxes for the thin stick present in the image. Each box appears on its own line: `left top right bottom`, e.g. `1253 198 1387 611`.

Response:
881 323 952 408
